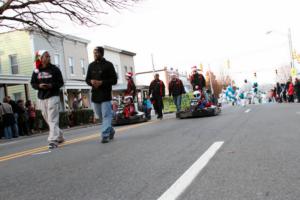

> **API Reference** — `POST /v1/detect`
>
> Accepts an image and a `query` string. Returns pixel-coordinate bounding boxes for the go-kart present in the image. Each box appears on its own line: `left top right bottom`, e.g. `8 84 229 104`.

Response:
112 97 148 126
176 98 221 119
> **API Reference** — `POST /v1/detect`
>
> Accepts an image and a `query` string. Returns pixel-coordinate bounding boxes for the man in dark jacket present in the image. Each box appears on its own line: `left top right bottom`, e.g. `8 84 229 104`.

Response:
31 50 64 149
149 73 165 119
168 74 185 112
190 66 206 91
86 46 118 143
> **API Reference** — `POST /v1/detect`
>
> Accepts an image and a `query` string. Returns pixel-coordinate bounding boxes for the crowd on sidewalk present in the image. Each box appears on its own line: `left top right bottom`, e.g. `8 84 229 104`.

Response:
0 96 36 140
270 77 300 103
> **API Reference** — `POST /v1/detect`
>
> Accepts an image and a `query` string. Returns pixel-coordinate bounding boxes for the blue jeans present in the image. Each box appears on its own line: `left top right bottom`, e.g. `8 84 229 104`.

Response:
173 95 182 112
13 113 19 137
4 126 13 139
94 101 114 138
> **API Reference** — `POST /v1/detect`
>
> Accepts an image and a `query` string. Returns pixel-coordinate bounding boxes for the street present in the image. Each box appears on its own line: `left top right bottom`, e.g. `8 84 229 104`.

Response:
1 103 300 200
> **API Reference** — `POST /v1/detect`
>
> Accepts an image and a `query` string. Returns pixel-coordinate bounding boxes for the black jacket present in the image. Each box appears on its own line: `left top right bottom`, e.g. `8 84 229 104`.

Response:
169 78 185 96
149 79 165 98
30 64 64 100
86 58 118 103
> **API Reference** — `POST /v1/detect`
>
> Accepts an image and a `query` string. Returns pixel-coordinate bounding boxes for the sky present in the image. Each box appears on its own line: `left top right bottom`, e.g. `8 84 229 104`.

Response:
56 0 300 86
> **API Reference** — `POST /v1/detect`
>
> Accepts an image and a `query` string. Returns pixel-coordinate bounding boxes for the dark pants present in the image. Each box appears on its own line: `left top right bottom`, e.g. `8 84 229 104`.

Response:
153 97 163 118
288 95 294 102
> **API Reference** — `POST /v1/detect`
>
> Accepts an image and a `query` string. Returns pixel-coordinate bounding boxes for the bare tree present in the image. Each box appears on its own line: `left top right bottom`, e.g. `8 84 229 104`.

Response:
0 0 141 34
277 65 291 83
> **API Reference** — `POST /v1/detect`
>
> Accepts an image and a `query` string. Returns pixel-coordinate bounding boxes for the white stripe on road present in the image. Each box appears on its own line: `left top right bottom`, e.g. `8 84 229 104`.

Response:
296 112 300 115
157 141 224 200
245 109 251 113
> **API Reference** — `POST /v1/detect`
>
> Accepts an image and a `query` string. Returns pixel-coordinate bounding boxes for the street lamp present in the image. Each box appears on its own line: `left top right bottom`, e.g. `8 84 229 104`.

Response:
266 28 294 69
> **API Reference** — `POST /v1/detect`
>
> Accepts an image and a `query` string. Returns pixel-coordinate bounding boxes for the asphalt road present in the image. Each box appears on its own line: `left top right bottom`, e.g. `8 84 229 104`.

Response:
0 103 300 200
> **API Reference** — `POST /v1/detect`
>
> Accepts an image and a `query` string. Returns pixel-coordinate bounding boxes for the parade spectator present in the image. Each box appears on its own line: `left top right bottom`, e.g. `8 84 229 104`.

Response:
294 78 300 102
26 100 36 134
86 46 118 143
0 101 15 139
4 96 19 138
168 74 185 112
16 99 29 136
31 50 65 149
149 73 165 119
275 82 282 103
287 81 295 103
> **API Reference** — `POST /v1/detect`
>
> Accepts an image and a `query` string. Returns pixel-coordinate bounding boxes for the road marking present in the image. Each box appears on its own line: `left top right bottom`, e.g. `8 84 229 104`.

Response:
157 141 224 200
245 109 251 113
0 120 157 163
296 112 300 115
32 151 52 156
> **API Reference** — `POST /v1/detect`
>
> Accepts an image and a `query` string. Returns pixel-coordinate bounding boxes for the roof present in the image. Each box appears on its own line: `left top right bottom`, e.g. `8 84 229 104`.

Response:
0 28 90 44
104 45 136 56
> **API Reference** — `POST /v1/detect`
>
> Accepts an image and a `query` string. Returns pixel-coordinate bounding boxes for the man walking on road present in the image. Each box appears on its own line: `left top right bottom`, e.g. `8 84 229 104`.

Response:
168 74 185 112
86 47 118 143
30 50 64 149
149 73 165 119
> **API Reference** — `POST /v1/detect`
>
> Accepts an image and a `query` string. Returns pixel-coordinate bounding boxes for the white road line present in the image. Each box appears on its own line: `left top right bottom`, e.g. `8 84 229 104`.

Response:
296 112 300 115
245 109 251 113
31 151 51 156
157 141 224 200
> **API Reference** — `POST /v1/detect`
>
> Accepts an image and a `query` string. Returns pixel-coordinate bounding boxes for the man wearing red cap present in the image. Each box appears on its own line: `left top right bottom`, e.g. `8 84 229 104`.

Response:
30 50 64 149
124 72 136 99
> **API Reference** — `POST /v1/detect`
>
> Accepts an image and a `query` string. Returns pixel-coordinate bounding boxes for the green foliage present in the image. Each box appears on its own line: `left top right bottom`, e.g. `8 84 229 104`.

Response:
163 93 193 113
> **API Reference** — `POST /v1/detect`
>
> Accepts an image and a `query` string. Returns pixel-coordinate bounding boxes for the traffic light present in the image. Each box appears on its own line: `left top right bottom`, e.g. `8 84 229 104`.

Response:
254 72 257 77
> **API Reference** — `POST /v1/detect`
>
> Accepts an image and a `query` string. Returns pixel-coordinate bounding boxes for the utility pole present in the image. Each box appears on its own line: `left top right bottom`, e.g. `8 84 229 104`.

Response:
288 28 294 69
151 54 155 76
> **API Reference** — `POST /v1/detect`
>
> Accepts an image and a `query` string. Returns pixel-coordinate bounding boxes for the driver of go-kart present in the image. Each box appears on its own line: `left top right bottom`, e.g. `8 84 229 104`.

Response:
123 95 136 118
191 90 212 110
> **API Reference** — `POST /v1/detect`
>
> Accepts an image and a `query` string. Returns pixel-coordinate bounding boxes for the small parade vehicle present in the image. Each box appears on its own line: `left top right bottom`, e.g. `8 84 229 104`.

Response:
112 96 148 126
176 91 221 119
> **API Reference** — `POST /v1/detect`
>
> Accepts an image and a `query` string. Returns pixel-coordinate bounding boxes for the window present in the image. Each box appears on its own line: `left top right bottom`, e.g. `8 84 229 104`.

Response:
80 59 85 76
68 57 74 74
130 66 133 72
54 54 60 68
13 92 22 101
124 65 128 73
9 54 19 74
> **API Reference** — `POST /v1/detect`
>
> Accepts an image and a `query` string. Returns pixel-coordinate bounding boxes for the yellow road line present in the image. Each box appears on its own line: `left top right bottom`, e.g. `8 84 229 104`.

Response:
0 120 157 163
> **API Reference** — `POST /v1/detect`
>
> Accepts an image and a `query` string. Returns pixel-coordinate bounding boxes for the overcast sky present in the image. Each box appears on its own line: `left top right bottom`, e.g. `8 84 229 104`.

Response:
57 0 300 86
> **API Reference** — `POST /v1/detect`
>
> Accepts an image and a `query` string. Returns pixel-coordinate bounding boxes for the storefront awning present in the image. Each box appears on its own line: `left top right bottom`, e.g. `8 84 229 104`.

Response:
0 74 31 86
64 80 91 90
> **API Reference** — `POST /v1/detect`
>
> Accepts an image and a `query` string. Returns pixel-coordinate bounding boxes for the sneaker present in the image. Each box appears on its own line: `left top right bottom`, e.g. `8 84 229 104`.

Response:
101 137 109 143
109 129 115 140
48 142 58 149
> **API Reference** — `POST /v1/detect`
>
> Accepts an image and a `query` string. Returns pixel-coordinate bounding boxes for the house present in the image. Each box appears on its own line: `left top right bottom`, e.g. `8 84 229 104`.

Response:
0 29 91 110
102 45 136 96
